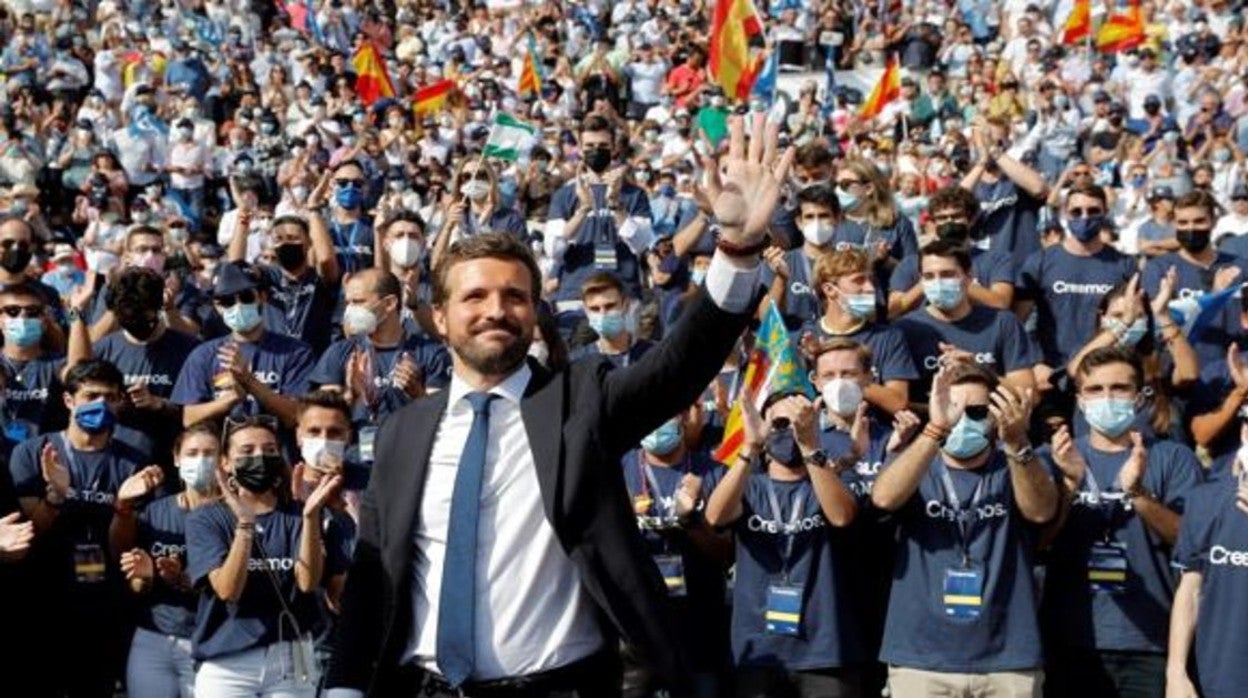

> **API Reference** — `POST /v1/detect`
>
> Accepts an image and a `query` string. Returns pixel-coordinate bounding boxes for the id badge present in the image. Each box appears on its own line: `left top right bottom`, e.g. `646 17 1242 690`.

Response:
74 543 106 584
632 494 653 516
654 554 687 597
943 566 985 620
1088 541 1129 593
358 426 378 463
764 584 803 636
593 243 617 271
3 420 28 443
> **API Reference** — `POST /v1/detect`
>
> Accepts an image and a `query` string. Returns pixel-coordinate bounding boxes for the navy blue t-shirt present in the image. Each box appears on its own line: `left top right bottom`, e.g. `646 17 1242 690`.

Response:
881 452 1046 672
569 338 655 368
730 473 867 670
549 181 652 300
186 501 349 660
258 266 337 356
171 332 314 420
1172 481 1248 698
889 247 1016 298
1017 244 1137 367
893 305 1037 403
1041 437 1201 653
1142 251 1247 367
832 217 919 295
759 248 825 330
801 320 920 388
327 217 375 275
974 177 1043 270
1220 232 1248 262
135 494 198 638
0 353 65 445
454 206 529 239
1187 350 1248 461
94 328 199 459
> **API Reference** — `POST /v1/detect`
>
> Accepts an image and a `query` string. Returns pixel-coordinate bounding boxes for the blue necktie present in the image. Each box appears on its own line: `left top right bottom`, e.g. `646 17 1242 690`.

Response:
437 391 498 687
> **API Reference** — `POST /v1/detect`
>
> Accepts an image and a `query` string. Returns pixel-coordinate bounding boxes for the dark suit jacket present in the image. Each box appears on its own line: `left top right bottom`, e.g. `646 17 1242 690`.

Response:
327 290 753 694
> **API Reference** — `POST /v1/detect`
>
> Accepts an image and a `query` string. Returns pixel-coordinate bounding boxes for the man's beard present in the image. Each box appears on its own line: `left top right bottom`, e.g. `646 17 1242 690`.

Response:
452 317 531 376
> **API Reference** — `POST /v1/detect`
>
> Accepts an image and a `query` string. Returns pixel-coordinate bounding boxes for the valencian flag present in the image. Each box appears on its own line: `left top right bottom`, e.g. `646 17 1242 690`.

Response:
709 0 767 100
352 41 395 106
518 33 543 97
1061 0 1092 45
1097 0 1145 53
859 55 901 120
413 79 456 115
714 300 813 466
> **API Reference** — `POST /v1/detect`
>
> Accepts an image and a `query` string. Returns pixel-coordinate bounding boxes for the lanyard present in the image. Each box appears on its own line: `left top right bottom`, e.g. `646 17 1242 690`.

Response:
764 479 806 583
938 462 986 567
1082 458 1131 539
636 453 682 519
332 220 365 269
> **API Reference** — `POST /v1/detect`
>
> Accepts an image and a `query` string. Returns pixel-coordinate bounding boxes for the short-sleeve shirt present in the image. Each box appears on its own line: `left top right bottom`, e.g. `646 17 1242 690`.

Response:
308 333 451 427
730 473 868 670
1016 245 1137 367
890 248 1016 297
94 328 199 457
758 248 825 329
1041 437 1201 652
171 332 315 421
0 354 65 445
568 338 654 369
893 306 1037 403
134 494 198 638
1172 481 1248 698
801 320 920 388
973 178 1043 270
1142 251 1248 367
186 501 349 660
257 266 337 356
881 452 1046 673
549 181 653 301
327 217 375 275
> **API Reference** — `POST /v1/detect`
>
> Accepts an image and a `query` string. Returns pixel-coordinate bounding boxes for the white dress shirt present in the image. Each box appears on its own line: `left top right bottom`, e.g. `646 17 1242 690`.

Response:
327 251 758 697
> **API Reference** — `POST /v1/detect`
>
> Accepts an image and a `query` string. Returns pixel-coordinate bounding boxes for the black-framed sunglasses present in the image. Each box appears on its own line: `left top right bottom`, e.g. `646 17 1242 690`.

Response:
214 290 258 308
963 404 991 422
334 178 364 189
1068 207 1104 218
221 414 282 448
0 304 42 318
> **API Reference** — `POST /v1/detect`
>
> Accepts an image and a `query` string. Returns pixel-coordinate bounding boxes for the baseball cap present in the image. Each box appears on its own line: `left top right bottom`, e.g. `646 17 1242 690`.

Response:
1147 185 1175 201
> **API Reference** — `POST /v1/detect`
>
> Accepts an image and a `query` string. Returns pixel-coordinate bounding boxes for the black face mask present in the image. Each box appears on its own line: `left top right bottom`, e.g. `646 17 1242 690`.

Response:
231 454 285 494
118 312 160 341
936 221 971 242
0 245 32 274
275 243 306 271
584 147 612 174
1177 228 1212 253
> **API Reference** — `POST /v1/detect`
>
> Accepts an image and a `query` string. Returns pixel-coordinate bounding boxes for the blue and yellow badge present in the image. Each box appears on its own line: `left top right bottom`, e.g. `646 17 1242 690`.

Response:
765 584 803 636
943 566 984 620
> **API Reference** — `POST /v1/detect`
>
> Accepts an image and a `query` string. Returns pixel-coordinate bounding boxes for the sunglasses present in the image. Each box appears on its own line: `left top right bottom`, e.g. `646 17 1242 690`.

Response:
334 178 364 189
963 404 990 421
215 290 257 307
0 304 42 318
1068 207 1104 218
221 414 282 447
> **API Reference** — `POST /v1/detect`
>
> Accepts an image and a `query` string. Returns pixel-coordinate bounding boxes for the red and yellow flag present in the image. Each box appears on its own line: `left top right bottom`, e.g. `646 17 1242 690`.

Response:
709 0 766 100
351 41 395 106
518 33 543 98
859 56 901 120
1096 0 1145 53
1061 0 1092 45
413 79 456 115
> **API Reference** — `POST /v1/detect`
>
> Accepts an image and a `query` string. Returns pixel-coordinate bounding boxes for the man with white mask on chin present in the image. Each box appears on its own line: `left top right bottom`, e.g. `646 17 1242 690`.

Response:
761 184 842 330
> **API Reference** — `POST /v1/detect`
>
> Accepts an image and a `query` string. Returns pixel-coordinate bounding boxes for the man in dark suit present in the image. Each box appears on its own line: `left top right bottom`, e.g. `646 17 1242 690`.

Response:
326 117 795 697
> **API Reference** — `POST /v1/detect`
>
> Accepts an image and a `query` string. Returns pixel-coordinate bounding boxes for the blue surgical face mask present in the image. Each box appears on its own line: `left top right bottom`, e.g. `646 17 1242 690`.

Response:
1067 215 1105 243
658 183 676 198
835 186 860 211
690 267 707 286
1082 397 1136 438
3 316 42 347
335 185 364 209
1102 317 1149 347
223 302 263 333
842 292 876 320
73 399 116 434
641 419 683 456
179 455 217 492
943 413 991 459
922 278 964 310
765 429 802 467
588 310 626 340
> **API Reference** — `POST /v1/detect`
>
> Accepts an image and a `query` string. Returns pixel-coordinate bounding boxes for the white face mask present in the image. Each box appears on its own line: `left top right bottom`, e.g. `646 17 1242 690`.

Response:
300 437 346 471
820 377 864 418
342 303 380 336
178 455 217 491
387 237 424 268
802 219 836 246
461 179 489 201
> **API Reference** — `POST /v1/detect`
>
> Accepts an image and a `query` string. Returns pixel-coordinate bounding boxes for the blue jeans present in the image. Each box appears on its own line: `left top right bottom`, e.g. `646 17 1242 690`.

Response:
127 627 196 698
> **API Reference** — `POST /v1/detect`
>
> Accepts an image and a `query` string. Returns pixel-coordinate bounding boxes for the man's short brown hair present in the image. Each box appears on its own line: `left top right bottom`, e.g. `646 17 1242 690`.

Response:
812 248 869 298
800 335 873 373
431 232 542 307
580 271 625 301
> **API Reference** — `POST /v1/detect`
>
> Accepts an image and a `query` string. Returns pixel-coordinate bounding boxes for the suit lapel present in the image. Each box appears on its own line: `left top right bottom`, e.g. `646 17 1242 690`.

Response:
385 389 449 567
520 361 564 528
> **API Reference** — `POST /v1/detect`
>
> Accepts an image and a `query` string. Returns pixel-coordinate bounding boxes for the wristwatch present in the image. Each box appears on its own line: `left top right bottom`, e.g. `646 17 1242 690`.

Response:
803 449 829 469
1005 443 1035 463
67 308 83 323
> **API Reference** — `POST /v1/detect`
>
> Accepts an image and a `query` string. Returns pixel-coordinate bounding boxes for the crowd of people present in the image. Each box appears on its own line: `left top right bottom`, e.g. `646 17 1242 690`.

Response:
0 0 1248 697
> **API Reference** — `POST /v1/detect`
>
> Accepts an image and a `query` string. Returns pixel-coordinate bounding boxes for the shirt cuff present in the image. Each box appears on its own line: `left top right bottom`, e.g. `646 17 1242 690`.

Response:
704 249 761 315
323 690 365 698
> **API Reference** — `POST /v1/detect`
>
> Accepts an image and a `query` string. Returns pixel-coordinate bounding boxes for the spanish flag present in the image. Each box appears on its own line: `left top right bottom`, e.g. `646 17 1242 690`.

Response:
1061 0 1091 45
713 300 813 466
1096 0 1145 54
351 41 395 106
518 33 543 98
413 79 456 115
709 0 766 100
859 55 901 120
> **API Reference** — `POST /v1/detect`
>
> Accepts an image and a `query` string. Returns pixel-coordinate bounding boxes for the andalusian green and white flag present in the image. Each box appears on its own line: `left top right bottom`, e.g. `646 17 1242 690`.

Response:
482 113 537 161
